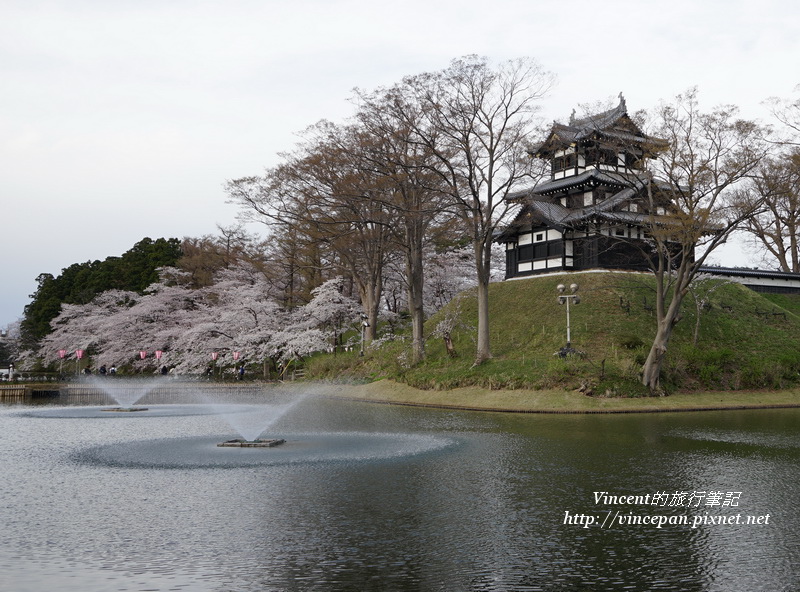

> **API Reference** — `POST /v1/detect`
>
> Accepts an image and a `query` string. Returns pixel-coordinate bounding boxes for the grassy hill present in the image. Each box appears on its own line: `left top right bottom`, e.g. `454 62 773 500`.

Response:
308 271 800 396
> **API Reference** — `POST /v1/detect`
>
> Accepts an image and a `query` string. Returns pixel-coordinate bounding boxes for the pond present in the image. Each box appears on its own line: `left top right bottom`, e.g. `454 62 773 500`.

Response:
1 386 798 591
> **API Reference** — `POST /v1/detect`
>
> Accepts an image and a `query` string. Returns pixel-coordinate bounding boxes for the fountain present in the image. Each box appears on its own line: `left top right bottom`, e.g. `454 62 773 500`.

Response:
217 438 286 447
19 380 457 466
202 388 304 448
59 383 458 468
91 376 163 411
22 377 222 419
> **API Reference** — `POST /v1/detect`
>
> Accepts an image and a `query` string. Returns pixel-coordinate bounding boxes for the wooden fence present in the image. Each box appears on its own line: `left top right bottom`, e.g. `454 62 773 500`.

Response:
0 381 279 402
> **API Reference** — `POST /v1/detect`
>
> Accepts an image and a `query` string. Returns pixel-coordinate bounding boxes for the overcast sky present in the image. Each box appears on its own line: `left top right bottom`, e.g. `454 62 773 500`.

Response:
2 0 798 328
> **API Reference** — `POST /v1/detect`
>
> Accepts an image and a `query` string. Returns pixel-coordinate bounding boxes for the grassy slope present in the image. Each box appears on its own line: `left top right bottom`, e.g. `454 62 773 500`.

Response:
309 271 800 399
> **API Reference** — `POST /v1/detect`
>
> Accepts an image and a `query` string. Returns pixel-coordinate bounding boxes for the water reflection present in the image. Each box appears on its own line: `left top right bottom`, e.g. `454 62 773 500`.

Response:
1 394 799 591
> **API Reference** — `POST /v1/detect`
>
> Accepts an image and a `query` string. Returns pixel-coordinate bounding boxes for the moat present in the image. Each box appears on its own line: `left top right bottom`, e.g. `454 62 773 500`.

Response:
1 384 798 591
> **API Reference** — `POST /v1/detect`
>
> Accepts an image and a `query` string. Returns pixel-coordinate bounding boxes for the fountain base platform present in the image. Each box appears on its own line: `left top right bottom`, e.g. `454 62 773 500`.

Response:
217 438 286 448
101 407 150 413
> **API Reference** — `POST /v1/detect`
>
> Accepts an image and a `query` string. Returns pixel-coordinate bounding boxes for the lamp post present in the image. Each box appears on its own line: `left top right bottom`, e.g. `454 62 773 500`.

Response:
556 283 580 356
211 351 219 379
75 349 84 375
359 315 370 357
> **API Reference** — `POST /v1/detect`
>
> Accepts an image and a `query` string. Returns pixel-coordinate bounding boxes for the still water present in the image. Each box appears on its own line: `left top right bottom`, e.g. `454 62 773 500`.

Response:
1 389 799 591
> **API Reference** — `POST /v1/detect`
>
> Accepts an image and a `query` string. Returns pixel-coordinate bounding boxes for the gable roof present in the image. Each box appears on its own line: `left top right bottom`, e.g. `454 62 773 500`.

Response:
531 94 665 158
497 184 645 241
532 169 643 195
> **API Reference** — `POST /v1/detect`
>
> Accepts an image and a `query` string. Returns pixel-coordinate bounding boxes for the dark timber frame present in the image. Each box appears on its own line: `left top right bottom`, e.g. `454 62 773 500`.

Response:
497 95 674 279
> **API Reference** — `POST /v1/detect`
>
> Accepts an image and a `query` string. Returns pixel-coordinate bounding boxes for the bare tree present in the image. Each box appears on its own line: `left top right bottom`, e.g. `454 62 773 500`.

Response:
379 55 554 365
226 121 396 340
225 177 326 308
353 89 452 363
738 150 800 271
687 274 731 346
638 88 771 393
765 85 800 144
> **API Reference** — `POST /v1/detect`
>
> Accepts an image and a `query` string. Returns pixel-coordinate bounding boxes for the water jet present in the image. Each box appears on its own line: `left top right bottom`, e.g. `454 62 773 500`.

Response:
85 376 169 410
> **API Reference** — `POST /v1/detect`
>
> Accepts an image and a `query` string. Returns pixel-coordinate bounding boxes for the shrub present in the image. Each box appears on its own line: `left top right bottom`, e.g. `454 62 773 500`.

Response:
618 334 645 349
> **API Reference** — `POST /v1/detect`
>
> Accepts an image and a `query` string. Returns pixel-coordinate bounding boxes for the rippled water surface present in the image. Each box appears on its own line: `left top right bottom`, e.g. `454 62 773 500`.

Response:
1 391 799 591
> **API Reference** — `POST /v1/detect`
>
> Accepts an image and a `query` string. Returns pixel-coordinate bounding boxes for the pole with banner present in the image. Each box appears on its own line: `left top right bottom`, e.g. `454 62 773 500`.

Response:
233 351 242 380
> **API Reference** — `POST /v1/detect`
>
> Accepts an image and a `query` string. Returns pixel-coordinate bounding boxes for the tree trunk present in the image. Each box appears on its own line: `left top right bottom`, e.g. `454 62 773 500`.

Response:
693 299 702 346
408 286 425 363
641 323 672 395
641 276 687 394
474 275 492 365
473 239 493 365
363 285 380 343
405 219 427 364
443 333 457 358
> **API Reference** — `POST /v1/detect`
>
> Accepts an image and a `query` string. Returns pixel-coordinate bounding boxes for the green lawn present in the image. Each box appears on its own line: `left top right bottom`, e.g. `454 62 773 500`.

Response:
309 271 800 397
329 379 800 413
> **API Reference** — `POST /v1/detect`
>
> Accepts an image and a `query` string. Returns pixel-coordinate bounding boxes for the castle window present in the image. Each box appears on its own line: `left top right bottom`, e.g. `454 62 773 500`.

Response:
553 152 577 172
585 147 618 168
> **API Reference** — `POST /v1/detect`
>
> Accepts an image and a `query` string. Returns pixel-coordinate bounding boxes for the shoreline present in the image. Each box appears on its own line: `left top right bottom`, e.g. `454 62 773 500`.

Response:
4 380 800 414
331 380 800 414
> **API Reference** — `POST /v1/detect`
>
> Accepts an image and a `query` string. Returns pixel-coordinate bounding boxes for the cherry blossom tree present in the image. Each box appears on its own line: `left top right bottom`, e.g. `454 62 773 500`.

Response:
169 264 288 374
292 277 361 352
34 289 140 370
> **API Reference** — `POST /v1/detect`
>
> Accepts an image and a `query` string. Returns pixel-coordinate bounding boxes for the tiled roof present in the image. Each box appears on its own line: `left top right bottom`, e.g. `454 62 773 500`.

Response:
699 266 800 281
532 169 645 194
569 95 628 129
497 184 652 242
531 95 665 157
529 186 643 226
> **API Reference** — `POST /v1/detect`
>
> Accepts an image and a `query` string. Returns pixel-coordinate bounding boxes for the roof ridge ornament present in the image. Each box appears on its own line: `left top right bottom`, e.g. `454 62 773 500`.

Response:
618 92 627 112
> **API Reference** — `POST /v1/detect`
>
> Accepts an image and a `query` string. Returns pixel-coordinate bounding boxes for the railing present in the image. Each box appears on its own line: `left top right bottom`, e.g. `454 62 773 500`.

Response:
0 381 280 401
0 385 27 398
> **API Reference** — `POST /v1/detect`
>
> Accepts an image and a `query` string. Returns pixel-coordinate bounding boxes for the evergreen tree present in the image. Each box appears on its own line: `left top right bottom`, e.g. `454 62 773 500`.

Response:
20 237 182 348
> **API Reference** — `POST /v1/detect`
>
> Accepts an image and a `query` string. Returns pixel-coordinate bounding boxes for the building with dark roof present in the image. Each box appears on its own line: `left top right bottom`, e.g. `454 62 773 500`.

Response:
497 95 678 278
496 95 800 293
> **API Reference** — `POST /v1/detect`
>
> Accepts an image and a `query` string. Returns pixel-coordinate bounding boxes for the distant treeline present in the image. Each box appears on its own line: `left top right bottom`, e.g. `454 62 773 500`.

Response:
21 237 182 347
